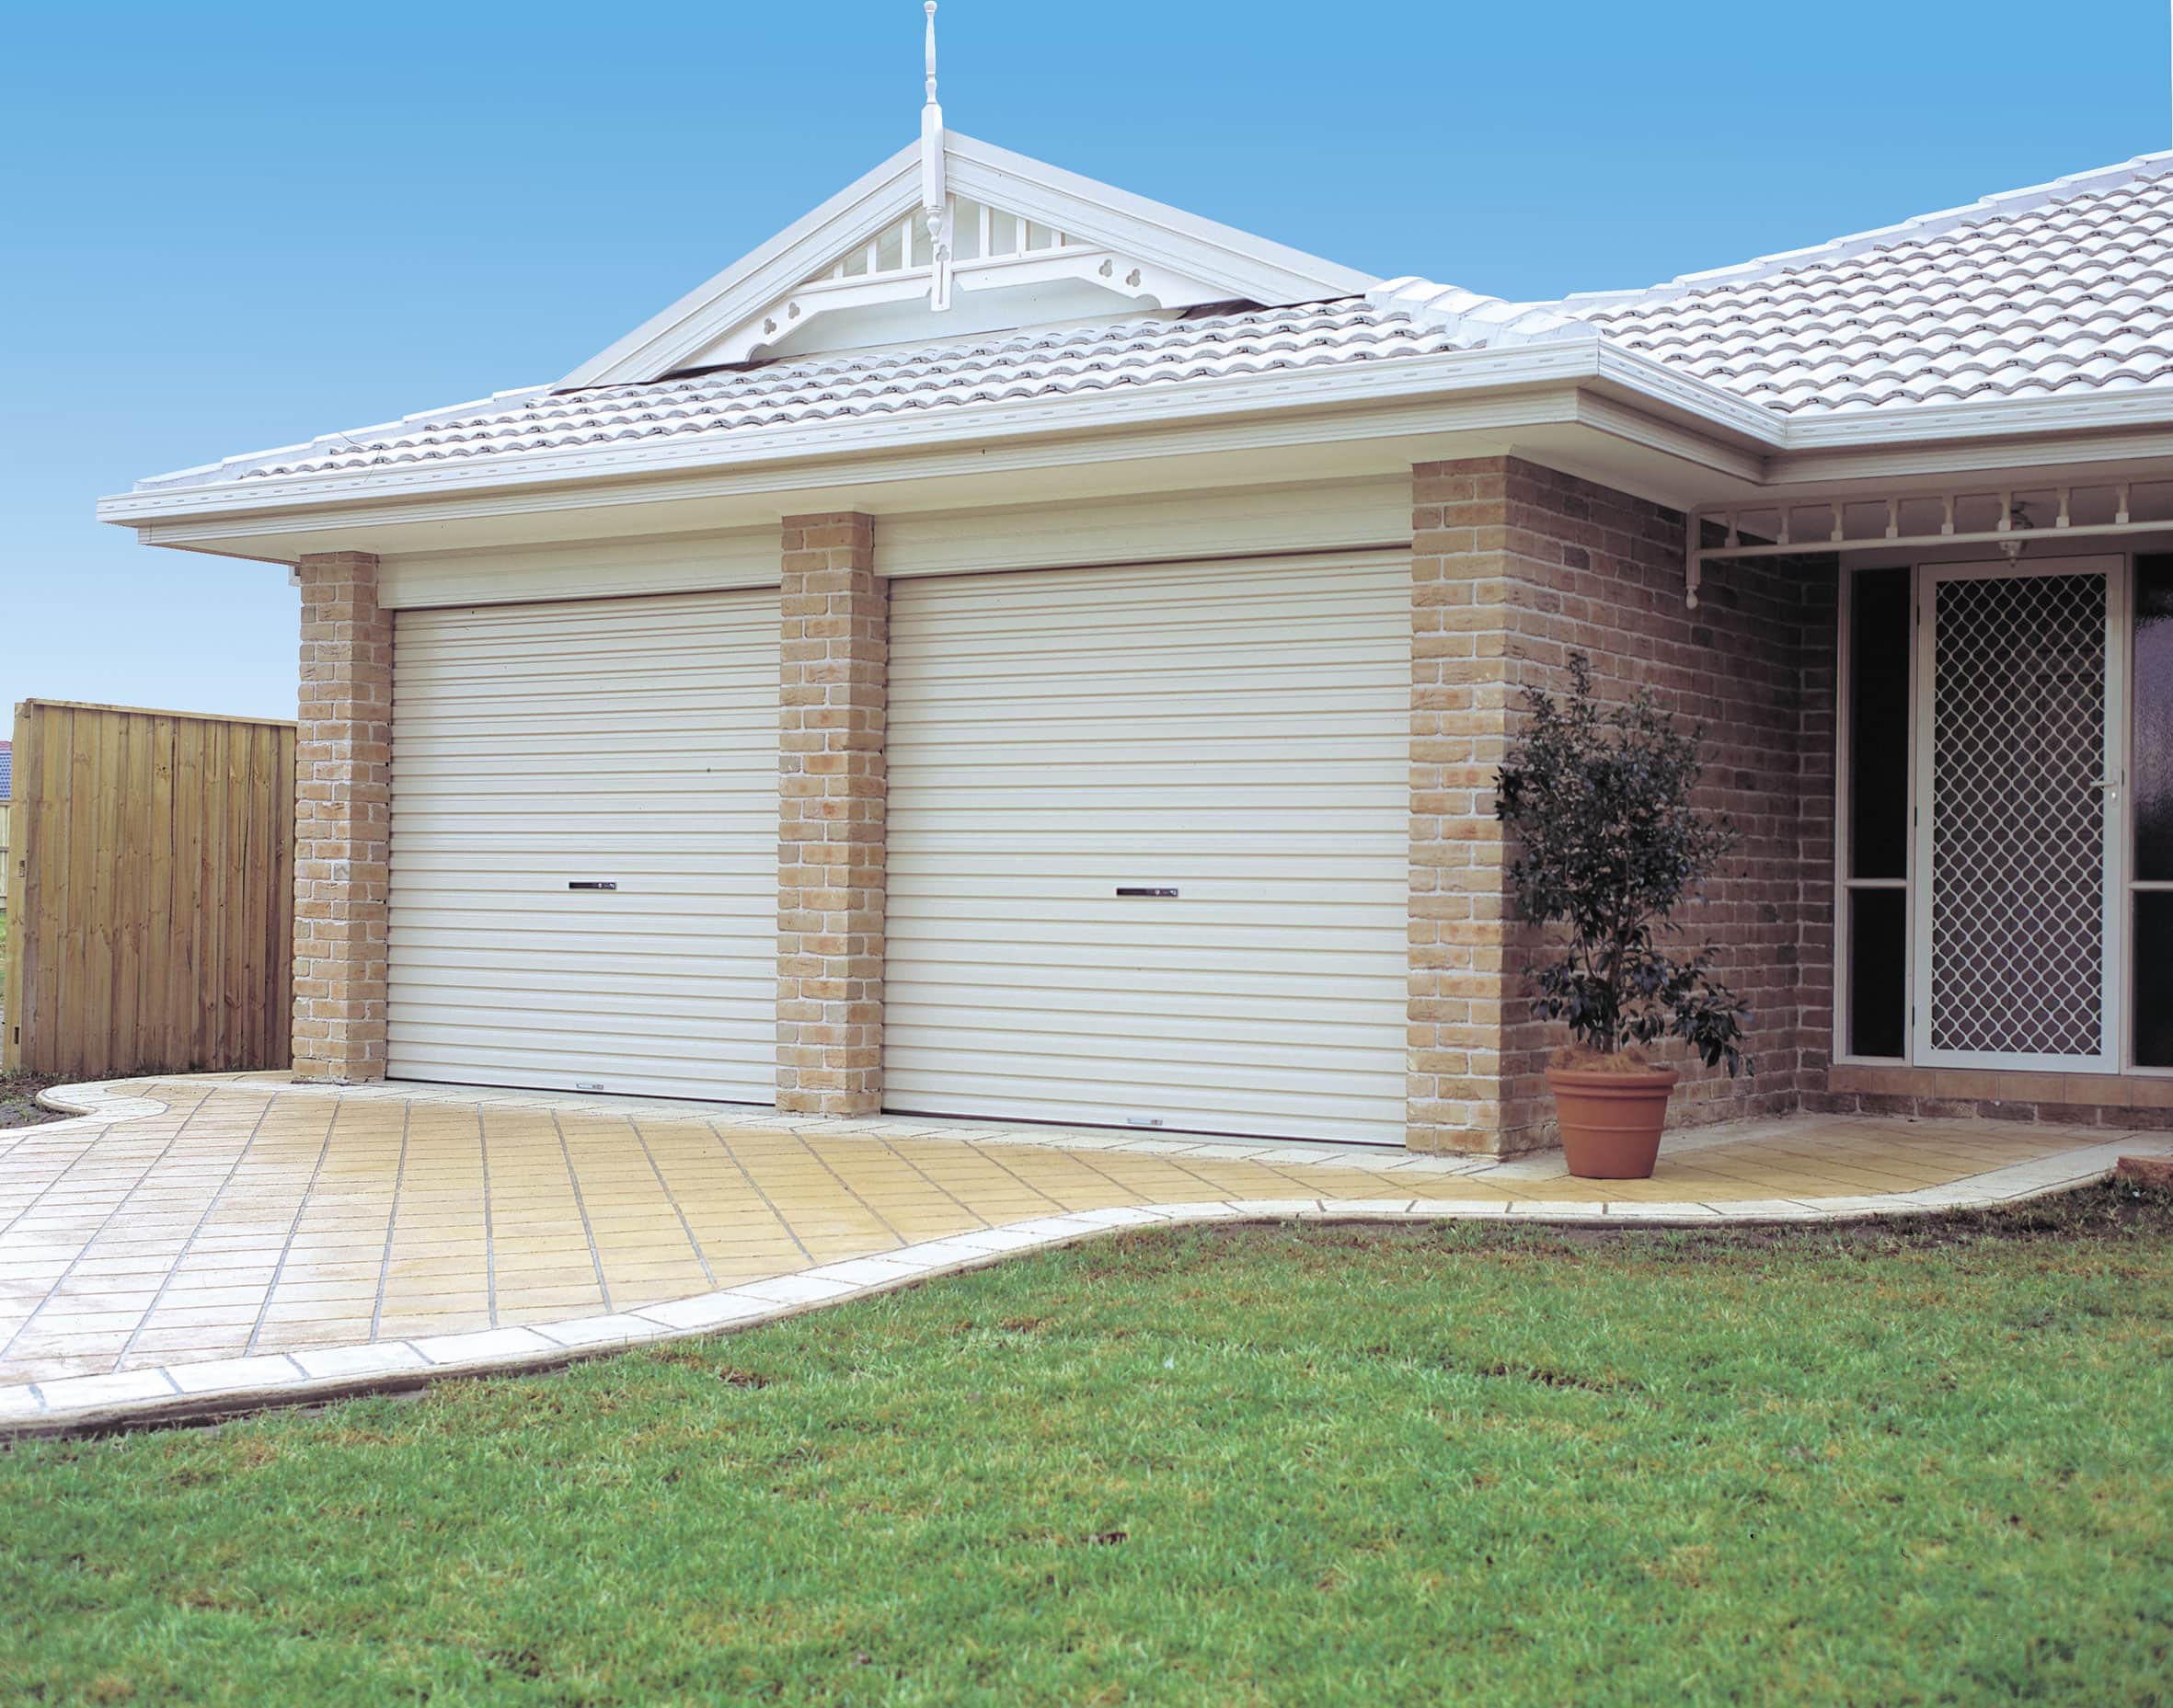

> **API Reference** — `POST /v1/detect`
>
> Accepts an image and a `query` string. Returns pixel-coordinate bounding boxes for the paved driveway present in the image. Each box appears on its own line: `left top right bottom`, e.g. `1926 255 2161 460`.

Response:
0 1074 2155 1430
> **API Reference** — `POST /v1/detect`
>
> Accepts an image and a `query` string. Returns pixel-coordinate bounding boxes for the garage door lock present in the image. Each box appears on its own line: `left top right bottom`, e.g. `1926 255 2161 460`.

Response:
1115 887 1178 898
568 881 619 891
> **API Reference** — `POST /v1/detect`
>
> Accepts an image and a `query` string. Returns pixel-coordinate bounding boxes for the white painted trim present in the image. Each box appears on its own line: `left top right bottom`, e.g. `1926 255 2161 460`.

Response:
558 144 927 390
937 134 1375 302
876 477 1409 579
2118 556 2172 1074
1911 555 2126 1073
377 528 778 611
559 132 1376 390
1774 389 2173 453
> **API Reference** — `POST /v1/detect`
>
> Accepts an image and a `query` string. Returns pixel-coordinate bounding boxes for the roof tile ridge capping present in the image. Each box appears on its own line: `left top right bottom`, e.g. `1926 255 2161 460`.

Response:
1559 147 2173 314
1362 279 1601 346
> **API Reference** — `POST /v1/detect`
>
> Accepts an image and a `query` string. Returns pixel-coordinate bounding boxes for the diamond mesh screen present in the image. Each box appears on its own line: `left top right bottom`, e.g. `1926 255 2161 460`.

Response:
1928 571 2107 1058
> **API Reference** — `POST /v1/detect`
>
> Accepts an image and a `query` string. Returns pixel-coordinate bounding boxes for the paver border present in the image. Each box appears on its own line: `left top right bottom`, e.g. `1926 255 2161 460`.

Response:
4 1078 2164 1439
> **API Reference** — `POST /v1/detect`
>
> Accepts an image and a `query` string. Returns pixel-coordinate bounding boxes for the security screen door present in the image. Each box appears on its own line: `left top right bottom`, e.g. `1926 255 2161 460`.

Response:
1913 557 2123 1071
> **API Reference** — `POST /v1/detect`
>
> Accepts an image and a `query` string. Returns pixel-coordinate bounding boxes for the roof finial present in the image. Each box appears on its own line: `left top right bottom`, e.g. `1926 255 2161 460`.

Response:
919 1 952 310
925 1 939 107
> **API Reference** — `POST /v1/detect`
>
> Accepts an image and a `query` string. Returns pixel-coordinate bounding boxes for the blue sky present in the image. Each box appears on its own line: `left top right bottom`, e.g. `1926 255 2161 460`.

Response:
3 0 2164 727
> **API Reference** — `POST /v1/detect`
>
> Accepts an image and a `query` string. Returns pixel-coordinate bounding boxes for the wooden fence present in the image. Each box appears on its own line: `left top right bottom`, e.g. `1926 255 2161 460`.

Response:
2 700 298 1078
0 799 10 908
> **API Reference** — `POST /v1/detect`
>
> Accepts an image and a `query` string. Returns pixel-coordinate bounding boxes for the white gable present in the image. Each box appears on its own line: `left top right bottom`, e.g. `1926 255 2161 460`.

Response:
688 188 1252 366
558 133 1375 387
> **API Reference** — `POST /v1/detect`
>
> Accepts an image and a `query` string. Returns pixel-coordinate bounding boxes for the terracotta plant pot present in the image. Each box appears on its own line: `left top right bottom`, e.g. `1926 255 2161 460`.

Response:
1545 1064 1681 1179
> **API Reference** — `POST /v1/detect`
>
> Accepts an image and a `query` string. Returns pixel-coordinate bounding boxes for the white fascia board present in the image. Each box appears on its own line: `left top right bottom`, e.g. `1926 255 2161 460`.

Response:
1587 345 1791 451
1762 423 2173 492
556 143 926 390
938 133 1375 305
1593 343 2173 479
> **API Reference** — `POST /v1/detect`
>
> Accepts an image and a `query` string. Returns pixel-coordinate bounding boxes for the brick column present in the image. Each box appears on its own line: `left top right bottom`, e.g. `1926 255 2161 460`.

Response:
1408 462 1523 1154
778 514 888 1116
293 551 392 1083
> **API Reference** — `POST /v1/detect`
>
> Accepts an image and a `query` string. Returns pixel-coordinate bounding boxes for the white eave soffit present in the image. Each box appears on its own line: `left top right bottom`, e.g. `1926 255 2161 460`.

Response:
557 132 1378 390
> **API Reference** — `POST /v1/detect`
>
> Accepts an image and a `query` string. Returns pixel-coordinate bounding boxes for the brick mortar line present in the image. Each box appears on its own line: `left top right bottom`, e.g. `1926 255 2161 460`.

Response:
885 1132 1058 1227
547 1111 615 1314
112 1095 282 1373
368 1101 413 1343
0 1095 217 1367
477 1106 498 1329
781 1128 927 1251
243 1099 344 1357
702 1119 817 1268
622 1118 719 1290
944 1133 1139 1215
1054 1141 1274 1210
0 1085 213 1244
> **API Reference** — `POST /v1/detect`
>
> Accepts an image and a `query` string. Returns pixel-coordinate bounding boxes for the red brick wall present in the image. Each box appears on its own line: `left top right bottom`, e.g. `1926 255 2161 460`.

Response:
1816 1065 2173 1129
293 551 391 1084
777 514 888 1117
1410 457 1836 1153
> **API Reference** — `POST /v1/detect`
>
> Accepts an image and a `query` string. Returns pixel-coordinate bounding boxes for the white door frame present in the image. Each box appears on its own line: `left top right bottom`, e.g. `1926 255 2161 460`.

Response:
1910 555 2126 1073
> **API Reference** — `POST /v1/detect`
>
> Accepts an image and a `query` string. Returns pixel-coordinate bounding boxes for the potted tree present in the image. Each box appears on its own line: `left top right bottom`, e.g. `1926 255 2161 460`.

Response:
1493 654 1753 1179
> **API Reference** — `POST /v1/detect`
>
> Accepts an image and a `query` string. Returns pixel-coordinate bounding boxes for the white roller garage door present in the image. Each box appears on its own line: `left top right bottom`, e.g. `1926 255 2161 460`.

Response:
388 589 779 1102
884 553 1408 1144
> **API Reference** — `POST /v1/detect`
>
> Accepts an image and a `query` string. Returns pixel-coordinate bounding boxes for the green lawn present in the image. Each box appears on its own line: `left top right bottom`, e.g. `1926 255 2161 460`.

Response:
5 1192 2170 1705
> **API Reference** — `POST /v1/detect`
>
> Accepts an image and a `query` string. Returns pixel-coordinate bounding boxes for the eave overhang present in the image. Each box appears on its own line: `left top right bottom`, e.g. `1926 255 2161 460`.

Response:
98 340 2173 564
98 339 1745 533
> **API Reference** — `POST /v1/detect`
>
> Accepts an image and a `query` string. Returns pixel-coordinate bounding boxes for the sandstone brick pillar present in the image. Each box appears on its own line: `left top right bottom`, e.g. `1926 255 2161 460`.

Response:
293 551 392 1083
1408 461 1523 1154
777 514 888 1116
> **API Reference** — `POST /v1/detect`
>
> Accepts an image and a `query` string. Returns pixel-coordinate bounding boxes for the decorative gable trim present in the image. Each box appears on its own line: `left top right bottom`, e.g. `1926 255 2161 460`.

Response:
939 134 1374 307
557 144 927 392
557 132 1375 390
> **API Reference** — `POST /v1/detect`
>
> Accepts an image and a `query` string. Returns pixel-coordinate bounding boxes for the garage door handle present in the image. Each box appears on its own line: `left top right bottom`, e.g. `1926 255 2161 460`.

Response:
1115 888 1178 898
568 881 619 891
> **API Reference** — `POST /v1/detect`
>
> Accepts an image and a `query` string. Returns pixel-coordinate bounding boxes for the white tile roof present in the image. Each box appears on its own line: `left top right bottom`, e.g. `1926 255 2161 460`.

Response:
190 301 1465 486
1569 153 2173 415
133 150 2173 493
